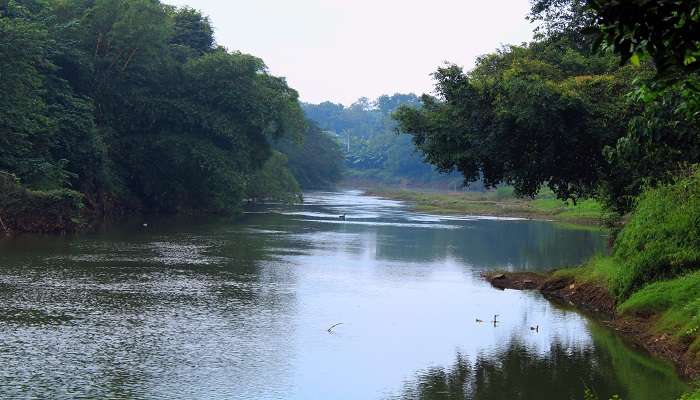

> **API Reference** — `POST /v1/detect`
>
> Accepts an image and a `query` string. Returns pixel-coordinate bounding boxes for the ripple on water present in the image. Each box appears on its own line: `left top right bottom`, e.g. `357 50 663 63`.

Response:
0 190 686 400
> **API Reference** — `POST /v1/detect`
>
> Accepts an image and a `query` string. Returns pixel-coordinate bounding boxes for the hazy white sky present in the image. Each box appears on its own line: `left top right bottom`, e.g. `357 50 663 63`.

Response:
165 0 535 105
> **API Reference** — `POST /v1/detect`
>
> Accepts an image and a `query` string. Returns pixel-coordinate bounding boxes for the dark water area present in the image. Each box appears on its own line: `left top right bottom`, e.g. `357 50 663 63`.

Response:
0 191 688 399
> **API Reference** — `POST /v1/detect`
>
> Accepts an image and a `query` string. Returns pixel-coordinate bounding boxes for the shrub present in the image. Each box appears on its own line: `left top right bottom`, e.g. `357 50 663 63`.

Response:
246 151 302 204
0 172 84 234
612 168 700 297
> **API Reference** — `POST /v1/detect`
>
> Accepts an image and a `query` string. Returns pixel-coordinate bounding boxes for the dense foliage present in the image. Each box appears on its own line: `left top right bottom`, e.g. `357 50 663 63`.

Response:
395 2 700 214
612 168 700 297
0 0 343 231
275 122 344 190
395 39 635 205
532 0 700 77
568 171 700 385
303 94 464 187
246 151 303 204
0 172 84 233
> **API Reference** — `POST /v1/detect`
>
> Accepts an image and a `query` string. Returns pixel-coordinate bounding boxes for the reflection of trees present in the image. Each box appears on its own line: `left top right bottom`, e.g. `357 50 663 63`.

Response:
245 197 607 271
584 323 689 400
395 330 687 400
399 353 472 400
368 220 607 270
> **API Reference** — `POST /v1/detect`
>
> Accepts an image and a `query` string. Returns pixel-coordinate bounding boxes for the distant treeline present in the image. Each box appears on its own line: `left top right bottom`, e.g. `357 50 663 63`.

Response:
0 0 344 232
303 94 469 189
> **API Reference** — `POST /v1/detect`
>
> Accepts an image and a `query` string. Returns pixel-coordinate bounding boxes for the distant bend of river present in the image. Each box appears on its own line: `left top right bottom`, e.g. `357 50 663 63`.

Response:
0 190 689 399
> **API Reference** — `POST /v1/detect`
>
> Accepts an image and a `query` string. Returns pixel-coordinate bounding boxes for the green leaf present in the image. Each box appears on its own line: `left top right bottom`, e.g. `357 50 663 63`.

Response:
630 53 640 66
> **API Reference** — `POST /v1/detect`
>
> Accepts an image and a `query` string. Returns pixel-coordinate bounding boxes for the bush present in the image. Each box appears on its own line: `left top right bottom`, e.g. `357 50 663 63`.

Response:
0 172 84 234
612 168 700 297
680 390 700 400
246 152 302 204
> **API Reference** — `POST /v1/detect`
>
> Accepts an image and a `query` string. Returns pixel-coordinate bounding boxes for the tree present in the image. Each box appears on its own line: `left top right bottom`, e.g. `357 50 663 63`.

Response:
168 6 214 57
276 121 345 189
303 94 461 186
586 0 700 77
530 0 699 77
528 0 700 213
246 151 302 204
395 40 640 202
0 0 311 231
0 12 52 185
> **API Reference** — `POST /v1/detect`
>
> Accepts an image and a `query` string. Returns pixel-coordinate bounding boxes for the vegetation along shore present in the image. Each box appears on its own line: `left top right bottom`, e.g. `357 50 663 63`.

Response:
485 170 700 393
386 0 700 396
2 0 699 398
0 1 345 234
366 187 603 225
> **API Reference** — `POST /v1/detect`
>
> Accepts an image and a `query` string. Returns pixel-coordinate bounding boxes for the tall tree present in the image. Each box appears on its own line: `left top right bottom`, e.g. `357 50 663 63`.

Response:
395 40 640 204
0 0 312 231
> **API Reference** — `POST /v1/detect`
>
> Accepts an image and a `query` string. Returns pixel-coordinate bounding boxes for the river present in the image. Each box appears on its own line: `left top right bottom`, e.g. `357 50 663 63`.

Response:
0 190 688 399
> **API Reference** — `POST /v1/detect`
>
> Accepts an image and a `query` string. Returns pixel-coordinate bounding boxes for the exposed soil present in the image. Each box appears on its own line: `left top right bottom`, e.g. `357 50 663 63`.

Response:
482 271 700 381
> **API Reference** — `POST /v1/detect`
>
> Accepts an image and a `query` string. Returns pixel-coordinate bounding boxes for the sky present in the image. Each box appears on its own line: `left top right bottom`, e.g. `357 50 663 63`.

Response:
164 0 535 105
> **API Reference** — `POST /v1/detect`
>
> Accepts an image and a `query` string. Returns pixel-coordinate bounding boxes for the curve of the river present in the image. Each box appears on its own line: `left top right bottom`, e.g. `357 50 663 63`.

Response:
0 190 688 399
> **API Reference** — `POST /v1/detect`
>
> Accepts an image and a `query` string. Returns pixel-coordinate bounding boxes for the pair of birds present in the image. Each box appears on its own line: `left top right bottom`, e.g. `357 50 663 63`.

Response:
475 314 500 324
475 315 539 332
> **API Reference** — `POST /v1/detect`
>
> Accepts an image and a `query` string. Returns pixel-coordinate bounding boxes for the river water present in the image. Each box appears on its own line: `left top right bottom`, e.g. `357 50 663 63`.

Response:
0 190 689 399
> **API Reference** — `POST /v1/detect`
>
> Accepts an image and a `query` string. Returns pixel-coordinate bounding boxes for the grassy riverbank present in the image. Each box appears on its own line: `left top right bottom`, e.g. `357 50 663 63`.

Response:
485 170 700 399
366 187 603 224
553 257 700 377
486 264 700 399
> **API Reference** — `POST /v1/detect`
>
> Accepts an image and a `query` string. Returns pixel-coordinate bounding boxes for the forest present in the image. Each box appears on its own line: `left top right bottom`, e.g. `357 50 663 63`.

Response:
303 95 467 189
0 0 344 233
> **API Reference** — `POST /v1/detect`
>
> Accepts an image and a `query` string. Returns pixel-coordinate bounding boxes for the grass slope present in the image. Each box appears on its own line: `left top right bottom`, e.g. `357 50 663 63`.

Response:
551 169 700 399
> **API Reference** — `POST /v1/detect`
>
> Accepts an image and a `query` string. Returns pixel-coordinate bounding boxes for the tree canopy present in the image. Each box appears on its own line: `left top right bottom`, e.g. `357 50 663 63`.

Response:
531 0 700 77
0 0 343 231
395 1 700 214
303 94 464 187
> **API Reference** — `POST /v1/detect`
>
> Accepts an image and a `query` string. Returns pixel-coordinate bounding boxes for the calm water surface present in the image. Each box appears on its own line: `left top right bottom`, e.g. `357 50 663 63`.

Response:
0 190 689 399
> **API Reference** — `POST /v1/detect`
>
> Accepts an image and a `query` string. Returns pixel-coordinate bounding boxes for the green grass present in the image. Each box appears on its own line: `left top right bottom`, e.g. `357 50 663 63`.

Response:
366 187 603 224
553 257 700 397
505 170 700 399
619 271 700 361
551 255 619 289
532 198 603 219
612 170 700 298
556 169 700 297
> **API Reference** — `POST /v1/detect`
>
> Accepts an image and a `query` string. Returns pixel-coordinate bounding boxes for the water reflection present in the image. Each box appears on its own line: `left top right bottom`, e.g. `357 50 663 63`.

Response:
0 190 686 399
263 190 607 269
393 323 688 400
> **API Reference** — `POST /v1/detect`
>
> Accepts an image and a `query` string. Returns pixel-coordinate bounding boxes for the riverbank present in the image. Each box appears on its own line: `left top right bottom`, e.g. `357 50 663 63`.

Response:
365 188 603 225
481 171 700 398
483 266 700 383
